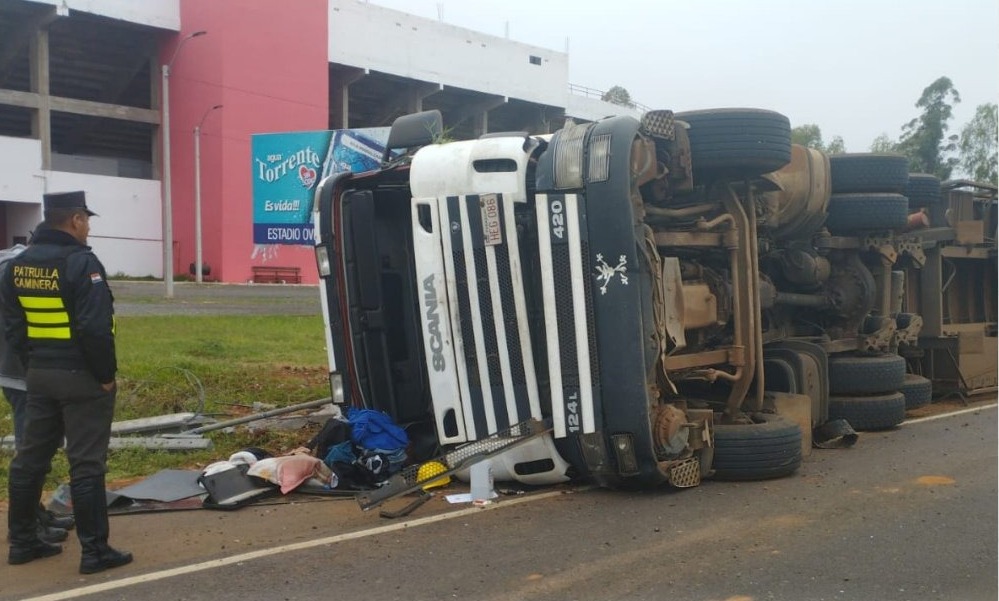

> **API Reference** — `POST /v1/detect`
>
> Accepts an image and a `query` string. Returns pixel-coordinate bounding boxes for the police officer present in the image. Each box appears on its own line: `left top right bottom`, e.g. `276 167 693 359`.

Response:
2 191 131 573
0 236 75 545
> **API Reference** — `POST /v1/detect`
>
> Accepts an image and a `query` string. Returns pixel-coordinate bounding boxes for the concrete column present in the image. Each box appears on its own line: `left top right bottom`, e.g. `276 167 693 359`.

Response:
473 111 488 137
330 67 365 129
29 29 51 170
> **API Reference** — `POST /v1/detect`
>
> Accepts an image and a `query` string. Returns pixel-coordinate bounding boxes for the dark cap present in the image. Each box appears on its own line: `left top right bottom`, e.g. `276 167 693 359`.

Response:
43 191 97 216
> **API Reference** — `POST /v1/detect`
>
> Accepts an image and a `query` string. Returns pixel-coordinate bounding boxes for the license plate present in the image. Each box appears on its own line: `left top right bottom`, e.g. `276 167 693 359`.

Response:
480 194 502 246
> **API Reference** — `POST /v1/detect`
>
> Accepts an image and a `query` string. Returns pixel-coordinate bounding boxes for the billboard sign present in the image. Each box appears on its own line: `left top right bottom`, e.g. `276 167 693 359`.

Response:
251 128 389 245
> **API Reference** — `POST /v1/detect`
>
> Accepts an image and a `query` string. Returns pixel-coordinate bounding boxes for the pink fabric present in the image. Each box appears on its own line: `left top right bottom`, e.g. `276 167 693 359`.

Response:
247 455 330 494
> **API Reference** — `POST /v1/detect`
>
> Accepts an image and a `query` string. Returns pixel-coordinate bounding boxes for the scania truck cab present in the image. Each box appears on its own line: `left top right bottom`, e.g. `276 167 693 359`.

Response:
314 110 712 489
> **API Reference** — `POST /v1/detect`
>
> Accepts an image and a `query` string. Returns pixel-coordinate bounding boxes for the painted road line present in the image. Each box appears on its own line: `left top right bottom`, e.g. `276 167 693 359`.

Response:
19 489 576 601
903 402 997 425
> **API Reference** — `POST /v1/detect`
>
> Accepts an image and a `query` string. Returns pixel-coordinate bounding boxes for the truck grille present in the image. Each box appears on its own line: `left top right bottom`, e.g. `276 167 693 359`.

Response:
535 193 599 438
412 192 598 443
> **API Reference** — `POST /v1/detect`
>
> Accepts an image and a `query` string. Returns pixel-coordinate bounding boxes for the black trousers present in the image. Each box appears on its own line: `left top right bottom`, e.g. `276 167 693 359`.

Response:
9 368 115 483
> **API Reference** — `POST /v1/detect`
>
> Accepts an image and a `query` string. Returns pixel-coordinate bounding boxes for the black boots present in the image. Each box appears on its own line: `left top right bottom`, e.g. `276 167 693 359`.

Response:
7 474 62 565
71 475 132 574
9 474 132 573
37 523 68 544
6 525 67 544
35 504 72 544
7 538 62 565
38 504 75 531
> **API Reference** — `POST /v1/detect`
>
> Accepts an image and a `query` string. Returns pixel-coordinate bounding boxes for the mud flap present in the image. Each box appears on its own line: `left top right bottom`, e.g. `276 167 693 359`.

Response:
812 418 859 449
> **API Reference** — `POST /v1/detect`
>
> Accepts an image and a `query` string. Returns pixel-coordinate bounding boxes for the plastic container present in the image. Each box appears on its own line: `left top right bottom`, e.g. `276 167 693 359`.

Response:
469 460 494 502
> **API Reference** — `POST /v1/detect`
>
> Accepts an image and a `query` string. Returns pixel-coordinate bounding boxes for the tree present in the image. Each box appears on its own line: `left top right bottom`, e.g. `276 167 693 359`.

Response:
869 133 898 153
791 124 846 154
895 76 961 179
602 85 633 107
958 103 998 185
826 135 846 155
791 124 823 148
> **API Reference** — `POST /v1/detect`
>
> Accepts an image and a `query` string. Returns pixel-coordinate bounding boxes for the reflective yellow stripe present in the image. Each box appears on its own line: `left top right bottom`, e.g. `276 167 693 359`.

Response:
112 316 116 336
20 296 65 309
27 326 71 339
25 311 69 325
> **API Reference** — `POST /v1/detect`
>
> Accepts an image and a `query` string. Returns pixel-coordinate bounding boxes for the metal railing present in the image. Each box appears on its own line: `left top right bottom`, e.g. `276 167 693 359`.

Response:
568 83 650 113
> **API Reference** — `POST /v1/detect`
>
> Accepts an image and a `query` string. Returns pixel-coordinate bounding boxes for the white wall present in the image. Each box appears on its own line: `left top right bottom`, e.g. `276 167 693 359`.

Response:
0 137 46 203
29 0 180 30
330 0 568 108
566 94 644 124
0 136 163 278
45 172 163 278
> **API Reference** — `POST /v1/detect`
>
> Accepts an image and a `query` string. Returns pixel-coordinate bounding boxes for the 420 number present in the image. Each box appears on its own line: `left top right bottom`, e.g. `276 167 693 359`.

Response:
550 198 565 240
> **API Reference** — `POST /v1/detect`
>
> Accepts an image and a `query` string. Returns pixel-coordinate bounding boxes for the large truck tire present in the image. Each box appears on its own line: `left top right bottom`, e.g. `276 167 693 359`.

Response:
711 413 802 481
824 193 909 233
829 153 909 193
828 352 906 395
904 173 942 208
828 391 906 431
898 373 933 409
674 108 792 180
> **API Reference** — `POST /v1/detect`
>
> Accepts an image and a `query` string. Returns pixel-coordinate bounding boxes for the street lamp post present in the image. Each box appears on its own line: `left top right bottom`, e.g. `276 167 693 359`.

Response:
194 104 222 284
161 30 206 298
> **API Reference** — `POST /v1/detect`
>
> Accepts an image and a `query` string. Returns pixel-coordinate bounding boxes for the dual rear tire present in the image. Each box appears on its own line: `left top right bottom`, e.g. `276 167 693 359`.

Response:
712 413 802 481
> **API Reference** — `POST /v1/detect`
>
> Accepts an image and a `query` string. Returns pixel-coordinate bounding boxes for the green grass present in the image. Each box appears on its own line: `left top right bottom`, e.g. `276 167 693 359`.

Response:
1 314 331 498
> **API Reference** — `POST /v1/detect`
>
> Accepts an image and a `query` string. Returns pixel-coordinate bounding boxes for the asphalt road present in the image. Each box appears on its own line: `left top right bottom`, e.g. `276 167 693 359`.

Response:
2 403 995 601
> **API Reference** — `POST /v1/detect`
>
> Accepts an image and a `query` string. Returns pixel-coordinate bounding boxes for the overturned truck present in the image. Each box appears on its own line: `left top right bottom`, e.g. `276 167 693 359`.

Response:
312 108 997 502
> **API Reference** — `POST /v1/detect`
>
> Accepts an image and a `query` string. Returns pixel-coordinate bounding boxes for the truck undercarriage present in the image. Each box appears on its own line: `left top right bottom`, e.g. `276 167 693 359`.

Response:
313 109 997 501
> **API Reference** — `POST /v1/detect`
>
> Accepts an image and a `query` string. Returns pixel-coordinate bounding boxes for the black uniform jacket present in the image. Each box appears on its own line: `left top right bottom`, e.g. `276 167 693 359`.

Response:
0 228 116 383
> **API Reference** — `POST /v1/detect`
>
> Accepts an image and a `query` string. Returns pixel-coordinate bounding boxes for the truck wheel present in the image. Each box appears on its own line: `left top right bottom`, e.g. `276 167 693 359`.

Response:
824 193 909 233
904 173 942 208
828 391 906 431
828 353 906 395
674 108 791 180
711 413 802 481
898 373 932 409
829 153 909 193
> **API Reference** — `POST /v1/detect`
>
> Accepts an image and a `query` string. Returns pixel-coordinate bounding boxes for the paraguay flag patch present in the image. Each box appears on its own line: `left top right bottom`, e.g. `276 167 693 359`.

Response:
90 272 103 284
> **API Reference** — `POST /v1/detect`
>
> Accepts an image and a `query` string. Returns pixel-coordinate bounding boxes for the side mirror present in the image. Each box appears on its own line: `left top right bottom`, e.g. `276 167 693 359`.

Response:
383 110 444 163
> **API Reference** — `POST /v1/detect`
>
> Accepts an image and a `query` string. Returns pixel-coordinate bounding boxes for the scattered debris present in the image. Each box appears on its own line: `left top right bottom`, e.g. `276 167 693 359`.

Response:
110 412 204 436
100 397 337 452
183 397 335 435
112 469 205 503
107 436 213 451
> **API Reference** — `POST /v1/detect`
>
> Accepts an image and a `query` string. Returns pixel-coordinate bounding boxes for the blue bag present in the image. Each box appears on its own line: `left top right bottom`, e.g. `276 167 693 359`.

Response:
346 408 409 452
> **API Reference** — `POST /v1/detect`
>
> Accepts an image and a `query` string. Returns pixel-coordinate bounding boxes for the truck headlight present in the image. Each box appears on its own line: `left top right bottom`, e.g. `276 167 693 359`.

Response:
553 123 586 189
329 373 345 404
588 133 611 183
315 245 331 277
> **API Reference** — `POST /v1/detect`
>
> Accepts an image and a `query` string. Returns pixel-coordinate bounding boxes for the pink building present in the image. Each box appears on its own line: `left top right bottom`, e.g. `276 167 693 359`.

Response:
0 0 637 285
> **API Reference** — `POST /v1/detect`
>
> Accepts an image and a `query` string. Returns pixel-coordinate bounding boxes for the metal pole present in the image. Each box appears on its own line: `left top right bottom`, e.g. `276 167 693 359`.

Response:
194 104 221 284
160 30 206 298
183 397 334 435
161 63 174 297
194 122 202 283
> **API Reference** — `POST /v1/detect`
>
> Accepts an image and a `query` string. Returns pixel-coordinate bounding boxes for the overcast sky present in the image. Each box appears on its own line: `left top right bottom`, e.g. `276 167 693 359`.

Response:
369 0 998 153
